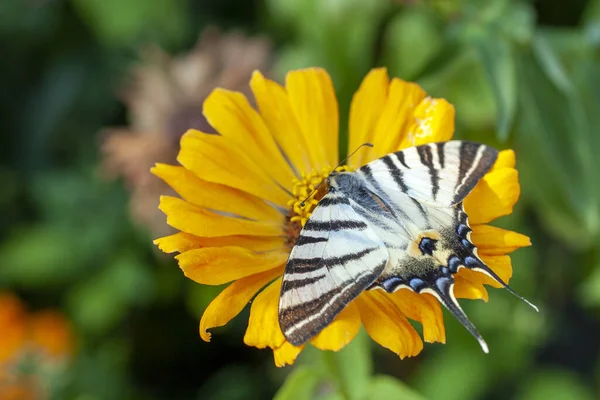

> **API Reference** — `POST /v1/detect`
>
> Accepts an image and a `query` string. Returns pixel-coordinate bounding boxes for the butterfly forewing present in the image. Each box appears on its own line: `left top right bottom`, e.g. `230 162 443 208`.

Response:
360 141 498 207
278 192 388 346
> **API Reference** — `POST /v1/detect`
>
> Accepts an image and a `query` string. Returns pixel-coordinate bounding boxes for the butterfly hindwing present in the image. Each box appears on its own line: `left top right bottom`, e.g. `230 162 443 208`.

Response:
279 191 389 346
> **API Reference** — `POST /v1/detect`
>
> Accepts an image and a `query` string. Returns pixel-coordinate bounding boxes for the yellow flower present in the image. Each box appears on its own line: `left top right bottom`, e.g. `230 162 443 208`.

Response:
153 68 531 366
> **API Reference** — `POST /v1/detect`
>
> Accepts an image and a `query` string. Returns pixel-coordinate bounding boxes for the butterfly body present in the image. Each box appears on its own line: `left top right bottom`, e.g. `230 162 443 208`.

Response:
278 141 536 351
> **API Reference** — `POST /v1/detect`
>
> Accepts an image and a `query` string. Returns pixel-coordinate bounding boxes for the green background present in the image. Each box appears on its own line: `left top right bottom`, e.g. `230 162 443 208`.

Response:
1 0 599 398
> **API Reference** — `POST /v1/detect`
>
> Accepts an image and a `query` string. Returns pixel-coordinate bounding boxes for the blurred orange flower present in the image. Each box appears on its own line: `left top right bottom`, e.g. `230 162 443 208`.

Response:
0 293 27 364
0 293 74 400
154 67 530 366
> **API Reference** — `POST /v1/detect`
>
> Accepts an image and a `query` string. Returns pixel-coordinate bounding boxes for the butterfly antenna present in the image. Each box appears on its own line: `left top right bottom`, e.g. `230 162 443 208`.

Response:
337 142 374 168
299 142 374 207
300 179 327 207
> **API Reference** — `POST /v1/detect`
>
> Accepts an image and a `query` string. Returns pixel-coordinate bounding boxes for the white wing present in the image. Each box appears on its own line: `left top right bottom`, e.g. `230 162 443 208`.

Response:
359 141 498 207
278 192 389 346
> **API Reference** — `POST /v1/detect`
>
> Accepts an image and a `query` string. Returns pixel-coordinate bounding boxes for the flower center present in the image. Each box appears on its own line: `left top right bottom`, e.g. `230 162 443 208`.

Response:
284 165 352 248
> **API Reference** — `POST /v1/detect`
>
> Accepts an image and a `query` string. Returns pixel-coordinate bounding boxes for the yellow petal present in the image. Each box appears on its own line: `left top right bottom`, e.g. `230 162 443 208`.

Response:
348 68 390 167
310 301 361 351
155 232 202 253
244 278 286 349
471 225 531 255
369 78 427 159
176 247 286 285
480 255 514 287
390 289 446 344
286 68 338 168
464 168 520 224
200 268 281 341
159 196 282 237
273 341 305 367
250 71 313 172
177 130 291 207
203 89 297 186
152 164 282 222
356 291 423 358
399 97 455 149
456 256 514 295
493 149 516 169
154 232 285 254
454 272 489 301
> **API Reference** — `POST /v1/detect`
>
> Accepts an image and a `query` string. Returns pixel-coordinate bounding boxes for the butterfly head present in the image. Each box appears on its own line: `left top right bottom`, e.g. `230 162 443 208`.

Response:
326 171 360 194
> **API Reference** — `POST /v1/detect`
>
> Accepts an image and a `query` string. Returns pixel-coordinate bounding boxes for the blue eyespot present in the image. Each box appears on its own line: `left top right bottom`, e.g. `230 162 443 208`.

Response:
447 256 461 273
409 278 425 291
464 256 479 267
381 277 403 293
462 239 474 250
419 237 437 255
456 223 470 237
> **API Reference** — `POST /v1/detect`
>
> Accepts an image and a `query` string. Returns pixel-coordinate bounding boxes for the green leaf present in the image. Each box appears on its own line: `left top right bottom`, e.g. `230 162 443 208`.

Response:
0 225 82 287
583 0 600 25
578 262 600 307
71 0 189 47
419 48 496 134
68 251 155 333
475 36 517 141
413 346 490 400
368 376 425 400
324 329 373 400
532 34 576 96
516 31 600 245
383 8 442 80
274 366 322 400
516 369 595 400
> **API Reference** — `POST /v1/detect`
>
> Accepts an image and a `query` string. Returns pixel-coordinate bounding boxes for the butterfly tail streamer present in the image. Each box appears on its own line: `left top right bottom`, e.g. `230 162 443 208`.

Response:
455 207 539 312
469 261 539 312
425 276 489 353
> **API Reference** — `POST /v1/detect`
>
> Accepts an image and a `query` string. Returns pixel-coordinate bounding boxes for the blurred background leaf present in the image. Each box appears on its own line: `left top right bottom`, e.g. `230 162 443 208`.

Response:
71 0 190 47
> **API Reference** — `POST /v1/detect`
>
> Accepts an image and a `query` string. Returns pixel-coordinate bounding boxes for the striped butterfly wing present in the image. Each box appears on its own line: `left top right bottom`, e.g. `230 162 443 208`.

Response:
357 141 536 352
361 140 498 207
278 192 389 346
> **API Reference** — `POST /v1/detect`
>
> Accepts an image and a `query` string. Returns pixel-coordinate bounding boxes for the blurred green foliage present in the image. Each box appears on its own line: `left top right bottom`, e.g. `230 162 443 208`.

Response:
1 0 600 399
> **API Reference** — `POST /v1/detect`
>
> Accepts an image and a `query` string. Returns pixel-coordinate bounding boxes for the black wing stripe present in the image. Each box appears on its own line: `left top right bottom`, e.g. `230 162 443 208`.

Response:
306 220 368 231
281 274 327 291
453 143 498 204
294 235 329 246
317 195 351 207
396 151 410 169
436 142 446 169
285 247 378 273
417 144 440 200
383 155 409 192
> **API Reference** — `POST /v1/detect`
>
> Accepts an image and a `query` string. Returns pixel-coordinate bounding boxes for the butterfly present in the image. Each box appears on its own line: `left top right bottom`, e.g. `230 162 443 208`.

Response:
278 140 537 352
